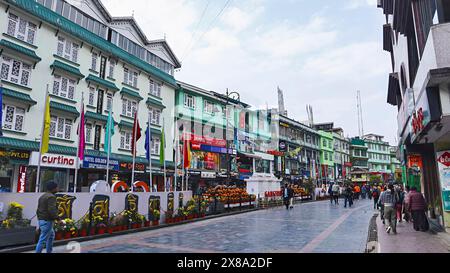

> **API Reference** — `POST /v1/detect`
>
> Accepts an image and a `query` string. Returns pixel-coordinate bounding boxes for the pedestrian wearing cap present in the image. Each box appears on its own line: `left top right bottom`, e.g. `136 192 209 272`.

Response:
35 181 61 253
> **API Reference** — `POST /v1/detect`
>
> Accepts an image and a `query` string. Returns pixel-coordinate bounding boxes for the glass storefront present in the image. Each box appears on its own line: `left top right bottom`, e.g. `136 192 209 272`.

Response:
0 164 13 192
26 167 70 192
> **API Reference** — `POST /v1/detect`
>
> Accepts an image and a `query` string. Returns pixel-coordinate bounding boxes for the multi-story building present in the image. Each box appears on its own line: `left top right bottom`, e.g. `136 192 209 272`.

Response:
350 137 369 184
378 0 450 230
390 146 402 183
363 134 392 181
332 129 351 182
318 130 334 184
175 81 249 191
277 114 320 183
0 0 181 193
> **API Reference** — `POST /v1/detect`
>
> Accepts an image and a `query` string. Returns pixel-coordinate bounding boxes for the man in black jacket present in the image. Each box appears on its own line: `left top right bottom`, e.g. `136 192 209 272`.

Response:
283 183 294 210
35 181 60 253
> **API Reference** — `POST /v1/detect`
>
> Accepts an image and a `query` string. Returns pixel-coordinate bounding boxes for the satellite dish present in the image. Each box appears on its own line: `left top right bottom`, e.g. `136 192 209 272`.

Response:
90 180 111 193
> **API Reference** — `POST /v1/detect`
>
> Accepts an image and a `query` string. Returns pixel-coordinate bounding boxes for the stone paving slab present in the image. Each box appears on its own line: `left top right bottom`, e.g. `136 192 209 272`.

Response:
39 199 374 253
376 211 450 253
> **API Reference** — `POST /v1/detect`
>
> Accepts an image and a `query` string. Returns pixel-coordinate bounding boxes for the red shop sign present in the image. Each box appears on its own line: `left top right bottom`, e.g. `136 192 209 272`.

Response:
412 108 425 135
17 165 27 193
182 133 226 147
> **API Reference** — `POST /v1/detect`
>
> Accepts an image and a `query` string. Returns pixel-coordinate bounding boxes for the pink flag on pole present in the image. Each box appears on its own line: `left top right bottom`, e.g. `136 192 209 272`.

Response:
77 104 86 160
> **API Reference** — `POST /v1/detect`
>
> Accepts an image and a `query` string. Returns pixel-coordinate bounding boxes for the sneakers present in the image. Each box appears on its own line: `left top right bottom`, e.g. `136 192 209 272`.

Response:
386 226 392 234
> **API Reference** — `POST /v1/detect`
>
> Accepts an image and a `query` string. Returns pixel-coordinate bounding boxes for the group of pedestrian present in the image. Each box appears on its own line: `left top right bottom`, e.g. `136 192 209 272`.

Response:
375 183 429 235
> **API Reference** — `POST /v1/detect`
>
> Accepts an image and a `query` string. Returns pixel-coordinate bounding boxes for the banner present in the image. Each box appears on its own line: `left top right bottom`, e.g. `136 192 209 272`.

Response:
436 151 450 212
167 192 174 214
148 196 161 221
56 194 77 219
125 194 139 213
16 165 27 193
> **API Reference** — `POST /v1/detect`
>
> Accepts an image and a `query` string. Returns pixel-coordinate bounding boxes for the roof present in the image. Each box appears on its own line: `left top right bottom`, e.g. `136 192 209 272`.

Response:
0 39 41 63
2 88 37 105
279 115 318 135
50 101 80 117
146 97 166 109
86 74 119 91
148 39 182 69
8 0 178 87
120 88 143 101
50 60 85 79
92 0 181 68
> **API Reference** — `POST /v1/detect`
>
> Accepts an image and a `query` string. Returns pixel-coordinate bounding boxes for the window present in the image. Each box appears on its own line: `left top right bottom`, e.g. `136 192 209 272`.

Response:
49 115 72 140
323 139 327 147
7 13 37 45
0 56 31 86
108 59 115 79
91 53 98 71
120 131 132 150
123 68 138 87
88 87 95 106
151 136 160 155
149 79 162 98
324 152 328 161
106 92 113 111
204 100 214 114
52 75 76 100
56 36 79 62
85 124 92 144
149 107 161 126
184 94 195 109
2 104 25 132
121 98 137 118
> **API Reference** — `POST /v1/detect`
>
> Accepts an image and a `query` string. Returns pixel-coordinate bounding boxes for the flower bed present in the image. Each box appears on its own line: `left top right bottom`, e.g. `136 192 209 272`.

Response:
0 202 35 247
203 186 256 204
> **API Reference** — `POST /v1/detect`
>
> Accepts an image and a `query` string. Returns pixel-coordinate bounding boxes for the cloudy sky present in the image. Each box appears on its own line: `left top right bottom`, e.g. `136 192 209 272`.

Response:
102 0 398 144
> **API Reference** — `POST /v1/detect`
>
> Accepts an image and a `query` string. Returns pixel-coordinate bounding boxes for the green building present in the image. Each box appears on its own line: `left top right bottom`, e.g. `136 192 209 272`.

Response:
350 138 369 184
319 130 334 184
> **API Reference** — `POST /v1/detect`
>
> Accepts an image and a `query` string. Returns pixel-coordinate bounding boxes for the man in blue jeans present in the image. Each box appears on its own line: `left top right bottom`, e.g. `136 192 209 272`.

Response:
35 181 60 253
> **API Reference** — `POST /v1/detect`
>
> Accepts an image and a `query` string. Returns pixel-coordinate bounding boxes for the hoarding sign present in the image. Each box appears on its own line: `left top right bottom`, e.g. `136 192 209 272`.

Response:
29 152 78 169
436 151 450 212
17 165 27 193
83 155 119 171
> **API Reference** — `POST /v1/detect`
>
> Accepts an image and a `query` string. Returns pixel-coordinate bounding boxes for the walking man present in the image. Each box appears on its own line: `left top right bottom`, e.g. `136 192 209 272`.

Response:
328 182 334 204
406 187 429 232
283 183 293 210
403 186 411 222
372 186 379 209
379 184 399 234
344 184 353 208
36 181 61 253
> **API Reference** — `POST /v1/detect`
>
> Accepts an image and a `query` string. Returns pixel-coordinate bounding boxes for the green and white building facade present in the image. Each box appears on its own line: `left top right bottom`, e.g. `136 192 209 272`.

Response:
0 0 181 193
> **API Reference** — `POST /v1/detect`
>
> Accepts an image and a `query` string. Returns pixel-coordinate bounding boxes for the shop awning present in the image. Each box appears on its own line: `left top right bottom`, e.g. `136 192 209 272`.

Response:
85 111 116 124
50 60 84 80
86 74 119 92
0 39 41 64
253 152 274 161
238 152 262 159
120 87 143 101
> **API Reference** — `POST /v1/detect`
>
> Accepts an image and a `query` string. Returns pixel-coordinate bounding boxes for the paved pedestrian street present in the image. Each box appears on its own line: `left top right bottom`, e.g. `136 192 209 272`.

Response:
49 199 374 253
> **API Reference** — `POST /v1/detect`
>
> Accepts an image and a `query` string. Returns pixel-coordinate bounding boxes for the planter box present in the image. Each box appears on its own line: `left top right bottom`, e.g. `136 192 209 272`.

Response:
0 226 36 248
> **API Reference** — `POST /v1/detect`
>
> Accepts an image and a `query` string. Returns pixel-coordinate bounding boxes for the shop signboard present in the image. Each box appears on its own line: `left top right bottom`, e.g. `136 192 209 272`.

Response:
436 151 450 212
120 162 146 172
29 152 78 169
182 133 226 147
16 165 27 193
83 155 119 171
55 194 76 219
0 149 29 162
201 171 216 178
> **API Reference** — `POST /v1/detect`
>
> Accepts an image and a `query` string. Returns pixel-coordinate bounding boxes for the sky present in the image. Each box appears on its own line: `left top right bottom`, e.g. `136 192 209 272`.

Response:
101 0 398 144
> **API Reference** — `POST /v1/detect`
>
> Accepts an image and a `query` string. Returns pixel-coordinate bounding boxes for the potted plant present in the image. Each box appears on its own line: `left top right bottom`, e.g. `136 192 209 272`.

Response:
0 202 36 247
53 221 64 241
165 211 173 224
62 218 77 239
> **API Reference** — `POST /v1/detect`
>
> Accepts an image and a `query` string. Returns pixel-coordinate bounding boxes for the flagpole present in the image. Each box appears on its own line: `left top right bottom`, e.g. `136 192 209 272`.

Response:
131 107 139 193
74 92 84 193
105 109 112 186
148 112 153 192
174 125 178 192
182 130 185 192
36 84 49 193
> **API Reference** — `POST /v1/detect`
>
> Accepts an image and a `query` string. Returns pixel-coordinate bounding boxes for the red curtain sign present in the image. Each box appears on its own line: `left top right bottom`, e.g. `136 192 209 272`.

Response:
17 166 27 193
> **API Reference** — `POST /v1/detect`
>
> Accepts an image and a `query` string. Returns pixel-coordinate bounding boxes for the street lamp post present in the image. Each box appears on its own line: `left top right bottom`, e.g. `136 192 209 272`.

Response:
225 88 240 186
